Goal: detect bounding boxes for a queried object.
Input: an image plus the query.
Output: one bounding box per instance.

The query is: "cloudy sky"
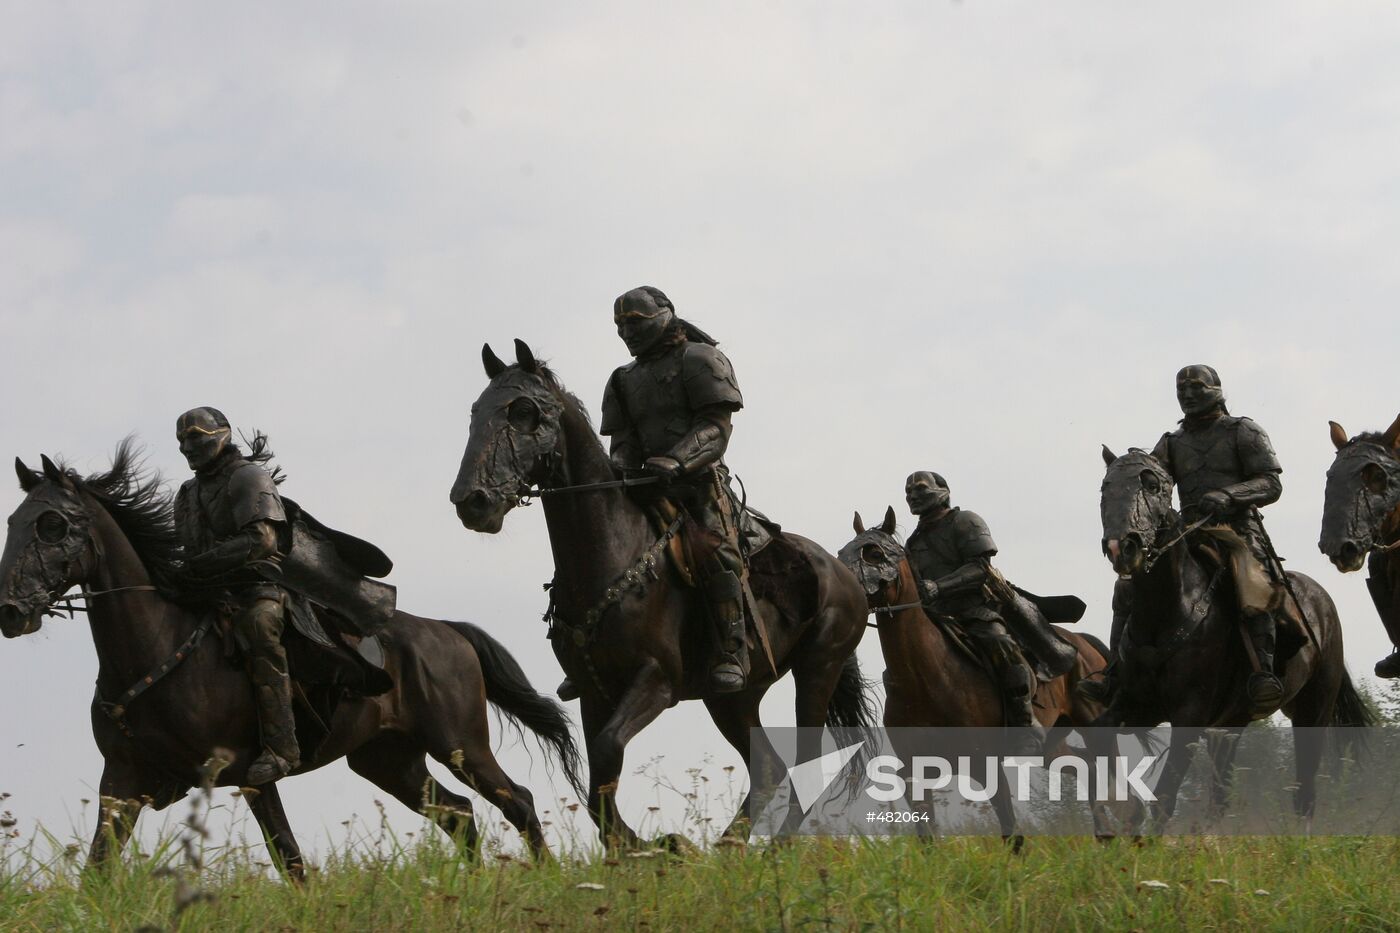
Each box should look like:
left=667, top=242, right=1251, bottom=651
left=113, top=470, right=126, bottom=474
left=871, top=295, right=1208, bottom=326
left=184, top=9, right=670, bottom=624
left=5, top=2, right=1400, bottom=856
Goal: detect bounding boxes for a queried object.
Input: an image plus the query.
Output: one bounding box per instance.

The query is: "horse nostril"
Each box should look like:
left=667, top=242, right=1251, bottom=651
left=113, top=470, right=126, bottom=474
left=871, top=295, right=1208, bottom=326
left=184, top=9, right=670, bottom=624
left=1338, top=540, right=1362, bottom=564
left=465, top=490, right=490, bottom=512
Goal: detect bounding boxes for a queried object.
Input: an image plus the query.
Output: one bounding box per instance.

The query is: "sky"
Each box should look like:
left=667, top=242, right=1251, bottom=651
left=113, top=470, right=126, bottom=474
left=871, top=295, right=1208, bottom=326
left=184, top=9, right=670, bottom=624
left=4, top=1, right=1400, bottom=859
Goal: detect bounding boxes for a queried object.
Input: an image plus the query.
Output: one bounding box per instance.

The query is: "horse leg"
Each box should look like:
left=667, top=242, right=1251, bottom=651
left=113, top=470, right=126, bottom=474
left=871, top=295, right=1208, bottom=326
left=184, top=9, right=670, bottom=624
left=86, top=761, right=144, bottom=871
left=1284, top=675, right=1340, bottom=821
left=431, top=746, right=548, bottom=860
left=1204, top=729, right=1243, bottom=818
left=581, top=661, right=674, bottom=849
left=982, top=757, right=1023, bottom=854
left=1148, top=726, right=1201, bottom=830
left=703, top=690, right=774, bottom=841
left=245, top=783, right=305, bottom=882
left=346, top=735, right=480, bottom=856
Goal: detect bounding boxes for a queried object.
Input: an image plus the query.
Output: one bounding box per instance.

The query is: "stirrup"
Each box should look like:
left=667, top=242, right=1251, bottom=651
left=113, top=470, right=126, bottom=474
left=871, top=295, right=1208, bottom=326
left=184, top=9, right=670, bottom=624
left=556, top=677, right=581, bottom=701
left=246, top=749, right=296, bottom=786
left=1376, top=652, right=1400, bottom=680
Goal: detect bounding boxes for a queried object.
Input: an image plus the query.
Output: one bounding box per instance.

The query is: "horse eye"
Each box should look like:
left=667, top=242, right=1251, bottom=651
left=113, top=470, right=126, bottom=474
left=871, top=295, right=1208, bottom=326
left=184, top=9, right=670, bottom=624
left=1363, top=463, right=1389, bottom=496
left=1140, top=471, right=1161, bottom=494
left=36, top=511, right=69, bottom=545
left=861, top=543, right=884, bottom=564
left=508, top=398, right=541, bottom=432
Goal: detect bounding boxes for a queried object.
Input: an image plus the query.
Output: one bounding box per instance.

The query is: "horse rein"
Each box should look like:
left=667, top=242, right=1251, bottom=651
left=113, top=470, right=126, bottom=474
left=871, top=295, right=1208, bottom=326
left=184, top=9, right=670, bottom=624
left=520, top=474, right=662, bottom=501
left=1142, top=515, right=1214, bottom=572
left=44, top=584, right=159, bottom=618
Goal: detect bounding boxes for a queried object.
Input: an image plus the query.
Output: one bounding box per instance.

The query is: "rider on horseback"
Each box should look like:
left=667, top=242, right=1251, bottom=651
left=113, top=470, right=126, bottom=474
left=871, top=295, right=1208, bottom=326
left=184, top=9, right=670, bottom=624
left=557, top=286, right=748, bottom=699
left=1081, top=365, right=1287, bottom=714
left=904, top=471, right=1041, bottom=750
left=174, top=406, right=299, bottom=785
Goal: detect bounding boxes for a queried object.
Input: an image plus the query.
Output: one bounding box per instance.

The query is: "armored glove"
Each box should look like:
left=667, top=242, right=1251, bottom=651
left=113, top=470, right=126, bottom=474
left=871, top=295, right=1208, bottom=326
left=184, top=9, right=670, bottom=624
left=920, top=580, right=941, bottom=602
left=1199, top=489, right=1232, bottom=517
left=644, top=456, right=683, bottom=484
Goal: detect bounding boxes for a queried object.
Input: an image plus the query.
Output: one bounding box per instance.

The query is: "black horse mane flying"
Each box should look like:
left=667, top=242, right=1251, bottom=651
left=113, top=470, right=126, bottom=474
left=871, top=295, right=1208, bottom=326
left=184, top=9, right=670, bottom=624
left=62, top=439, right=185, bottom=595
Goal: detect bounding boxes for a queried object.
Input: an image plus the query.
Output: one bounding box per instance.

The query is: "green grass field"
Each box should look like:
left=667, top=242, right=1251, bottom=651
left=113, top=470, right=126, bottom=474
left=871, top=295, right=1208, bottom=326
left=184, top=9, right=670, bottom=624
left=6, top=826, right=1400, bottom=931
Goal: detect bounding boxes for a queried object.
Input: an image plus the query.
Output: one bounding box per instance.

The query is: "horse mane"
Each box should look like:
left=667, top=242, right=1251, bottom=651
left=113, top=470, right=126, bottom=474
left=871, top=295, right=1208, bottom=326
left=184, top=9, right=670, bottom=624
left=508, top=360, right=596, bottom=431
left=59, top=439, right=185, bottom=596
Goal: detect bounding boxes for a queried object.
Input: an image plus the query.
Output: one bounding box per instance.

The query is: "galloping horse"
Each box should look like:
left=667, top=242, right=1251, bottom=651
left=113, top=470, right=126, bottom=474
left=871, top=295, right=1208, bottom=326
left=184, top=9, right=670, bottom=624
left=839, top=508, right=1110, bottom=842
left=1100, top=446, right=1368, bottom=823
left=1319, top=413, right=1400, bottom=674
left=0, top=446, right=583, bottom=876
left=449, top=340, right=874, bottom=847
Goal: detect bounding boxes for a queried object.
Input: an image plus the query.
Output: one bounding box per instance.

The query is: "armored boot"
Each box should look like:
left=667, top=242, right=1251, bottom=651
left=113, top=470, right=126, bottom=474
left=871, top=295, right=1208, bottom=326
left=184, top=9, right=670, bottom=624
left=996, top=653, right=1043, bottom=757
left=246, top=648, right=301, bottom=785
left=1376, top=653, right=1400, bottom=679
left=1245, top=611, right=1284, bottom=716
left=706, top=570, right=748, bottom=693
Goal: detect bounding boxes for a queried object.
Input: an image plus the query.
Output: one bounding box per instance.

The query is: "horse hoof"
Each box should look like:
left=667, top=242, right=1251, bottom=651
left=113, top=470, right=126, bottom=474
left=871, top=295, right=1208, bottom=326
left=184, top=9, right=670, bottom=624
left=1003, top=834, right=1025, bottom=856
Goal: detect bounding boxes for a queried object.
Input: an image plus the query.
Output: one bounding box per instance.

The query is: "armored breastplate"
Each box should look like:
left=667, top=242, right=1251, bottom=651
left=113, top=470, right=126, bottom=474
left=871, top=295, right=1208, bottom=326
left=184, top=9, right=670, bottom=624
left=613, top=345, right=701, bottom=458
left=907, top=511, right=970, bottom=583
left=1168, top=418, right=1248, bottom=515
left=176, top=461, right=241, bottom=551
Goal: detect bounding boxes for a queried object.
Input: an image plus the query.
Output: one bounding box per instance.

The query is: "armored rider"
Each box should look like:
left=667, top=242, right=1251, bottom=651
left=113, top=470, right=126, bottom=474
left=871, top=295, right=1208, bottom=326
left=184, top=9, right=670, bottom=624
left=566, top=286, right=748, bottom=697
left=1082, top=365, right=1287, bottom=713
left=905, top=471, right=1041, bottom=748
left=173, top=407, right=299, bottom=784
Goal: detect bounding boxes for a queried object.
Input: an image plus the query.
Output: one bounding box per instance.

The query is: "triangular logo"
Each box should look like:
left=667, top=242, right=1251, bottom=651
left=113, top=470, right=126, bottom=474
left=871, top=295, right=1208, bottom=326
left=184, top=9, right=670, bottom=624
left=787, top=741, right=865, bottom=812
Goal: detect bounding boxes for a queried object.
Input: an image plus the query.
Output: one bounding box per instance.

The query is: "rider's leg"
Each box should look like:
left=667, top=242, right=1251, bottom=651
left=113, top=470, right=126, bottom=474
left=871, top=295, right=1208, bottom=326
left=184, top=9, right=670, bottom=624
left=697, top=485, right=748, bottom=693
left=976, top=622, right=1043, bottom=755
left=1367, top=557, right=1400, bottom=678
left=1245, top=609, right=1284, bottom=714
left=237, top=592, right=300, bottom=784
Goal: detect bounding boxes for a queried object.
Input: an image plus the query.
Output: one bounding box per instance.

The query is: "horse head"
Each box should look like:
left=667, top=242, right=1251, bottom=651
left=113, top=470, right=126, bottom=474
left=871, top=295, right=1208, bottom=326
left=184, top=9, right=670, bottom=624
left=0, top=456, right=94, bottom=637
left=450, top=339, right=569, bottom=533
left=837, top=506, right=906, bottom=608
left=1320, top=413, right=1400, bottom=572
left=1099, top=445, right=1175, bottom=577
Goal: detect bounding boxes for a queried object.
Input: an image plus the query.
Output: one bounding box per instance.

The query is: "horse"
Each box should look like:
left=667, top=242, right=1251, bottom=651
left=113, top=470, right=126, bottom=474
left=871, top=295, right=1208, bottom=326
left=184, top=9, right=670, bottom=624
left=1099, top=445, right=1369, bottom=825
left=0, top=445, right=584, bottom=878
left=839, top=507, right=1112, bottom=843
left=449, top=340, right=875, bottom=847
left=1319, top=413, right=1400, bottom=675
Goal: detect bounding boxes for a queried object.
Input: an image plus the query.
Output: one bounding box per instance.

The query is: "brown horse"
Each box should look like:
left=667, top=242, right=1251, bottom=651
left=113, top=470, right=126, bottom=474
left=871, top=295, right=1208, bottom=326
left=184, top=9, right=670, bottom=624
left=1100, top=446, right=1369, bottom=825
left=0, top=445, right=583, bottom=877
left=1319, top=413, right=1400, bottom=674
left=839, top=508, right=1111, bottom=842
left=449, top=340, right=875, bottom=847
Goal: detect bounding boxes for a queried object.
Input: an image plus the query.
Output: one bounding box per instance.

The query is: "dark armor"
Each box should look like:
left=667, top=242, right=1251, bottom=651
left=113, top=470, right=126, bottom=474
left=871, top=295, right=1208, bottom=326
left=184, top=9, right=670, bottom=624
left=904, top=481, right=1042, bottom=752
left=1086, top=367, right=1286, bottom=713
left=598, top=287, right=748, bottom=694
left=174, top=407, right=298, bottom=784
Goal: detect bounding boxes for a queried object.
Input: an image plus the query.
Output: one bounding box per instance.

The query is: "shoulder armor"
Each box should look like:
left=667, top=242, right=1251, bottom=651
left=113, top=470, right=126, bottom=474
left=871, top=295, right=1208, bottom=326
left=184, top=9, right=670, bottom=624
left=953, top=509, right=998, bottom=558
left=226, top=460, right=286, bottom=528
left=599, top=366, right=633, bottom=436
left=681, top=343, right=743, bottom=411
left=1233, top=416, right=1283, bottom=475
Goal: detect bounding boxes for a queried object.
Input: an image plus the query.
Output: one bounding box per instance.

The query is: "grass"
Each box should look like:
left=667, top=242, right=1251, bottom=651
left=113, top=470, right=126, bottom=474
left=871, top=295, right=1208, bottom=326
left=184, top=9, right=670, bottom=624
left=5, top=821, right=1400, bottom=930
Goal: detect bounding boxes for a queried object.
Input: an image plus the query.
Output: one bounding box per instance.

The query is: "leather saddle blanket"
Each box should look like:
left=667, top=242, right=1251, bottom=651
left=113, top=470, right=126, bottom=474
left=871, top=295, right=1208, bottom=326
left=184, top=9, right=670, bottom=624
left=1188, top=536, right=1307, bottom=663
left=645, top=500, right=818, bottom=636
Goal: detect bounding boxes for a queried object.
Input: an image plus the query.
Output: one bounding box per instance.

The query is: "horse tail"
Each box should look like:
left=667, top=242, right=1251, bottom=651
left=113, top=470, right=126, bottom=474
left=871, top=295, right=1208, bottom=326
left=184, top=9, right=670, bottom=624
left=825, top=653, right=878, bottom=731
left=445, top=621, right=586, bottom=797
left=1329, top=672, right=1376, bottom=761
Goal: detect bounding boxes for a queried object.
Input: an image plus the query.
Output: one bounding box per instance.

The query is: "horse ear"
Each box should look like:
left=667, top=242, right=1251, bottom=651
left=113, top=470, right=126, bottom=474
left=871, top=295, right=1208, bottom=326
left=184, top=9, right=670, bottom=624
left=40, top=455, right=63, bottom=482
left=852, top=511, right=865, bottom=534
left=482, top=344, right=507, bottom=379
left=1329, top=420, right=1349, bottom=451
left=14, top=457, right=39, bottom=492
left=881, top=506, right=897, bottom=536
left=1383, top=412, right=1400, bottom=450
left=1101, top=445, right=1118, bottom=466
left=514, top=339, right=538, bottom=373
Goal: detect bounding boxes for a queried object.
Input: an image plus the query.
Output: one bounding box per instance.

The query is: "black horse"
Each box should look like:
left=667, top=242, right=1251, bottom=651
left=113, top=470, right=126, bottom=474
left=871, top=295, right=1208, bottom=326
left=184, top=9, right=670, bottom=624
left=1320, top=413, right=1400, bottom=676
left=450, top=340, right=874, bottom=847
left=1099, top=446, right=1368, bottom=824
left=0, top=445, right=583, bottom=877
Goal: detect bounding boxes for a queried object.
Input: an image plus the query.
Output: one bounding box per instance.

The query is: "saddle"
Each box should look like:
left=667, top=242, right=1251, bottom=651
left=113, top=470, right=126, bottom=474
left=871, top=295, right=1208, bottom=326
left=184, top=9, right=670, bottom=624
left=1188, top=534, right=1308, bottom=662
